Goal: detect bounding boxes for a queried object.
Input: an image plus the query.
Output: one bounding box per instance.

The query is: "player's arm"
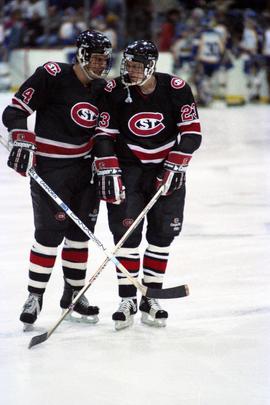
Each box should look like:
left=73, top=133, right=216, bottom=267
left=157, top=79, right=202, bottom=195
left=93, top=93, right=125, bottom=204
left=2, top=65, right=51, bottom=176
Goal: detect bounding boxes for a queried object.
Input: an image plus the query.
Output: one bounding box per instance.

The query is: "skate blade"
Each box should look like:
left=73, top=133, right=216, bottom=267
left=62, top=310, right=99, bottom=324
left=141, top=312, right=166, bottom=328
left=114, top=315, right=134, bottom=331
left=23, top=323, right=35, bottom=332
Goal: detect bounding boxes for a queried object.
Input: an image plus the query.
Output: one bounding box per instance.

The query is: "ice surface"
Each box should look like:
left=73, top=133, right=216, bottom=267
left=0, top=94, right=270, bottom=405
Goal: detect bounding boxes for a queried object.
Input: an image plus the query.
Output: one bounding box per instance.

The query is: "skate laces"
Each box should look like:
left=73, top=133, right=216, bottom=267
left=73, top=291, right=89, bottom=308
left=118, top=298, right=136, bottom=312
left=147, top=298, right=162, bottom=311
left=23, top=294, right=41, bottom=313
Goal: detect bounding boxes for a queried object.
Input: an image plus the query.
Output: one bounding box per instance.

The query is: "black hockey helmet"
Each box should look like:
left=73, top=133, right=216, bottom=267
left=76, top=30, right=112, bottom=79
left=124, top=40, right=158, bottom=66
left=121, top=40, right=158, bottom=87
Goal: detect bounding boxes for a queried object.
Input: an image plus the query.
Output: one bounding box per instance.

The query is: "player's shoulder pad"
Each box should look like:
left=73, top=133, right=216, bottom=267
left=41, top=61, right=67, bottom=77
left=156, top=72, right=187, bottom=90
left=102, top=77, right=126, bottom=103
left=169, top=75, right=187, bottom=90
left=103, top=77, right=121, bottom=93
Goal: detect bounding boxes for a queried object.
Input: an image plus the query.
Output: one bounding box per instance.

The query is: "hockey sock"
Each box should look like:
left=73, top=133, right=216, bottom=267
left=143, top=244, right=169, bottom=289
left=116, top=247, right=140, bottom=297
left=61, top=238, right=88, bottom=289
left=28, top=240, right=58, bottom=294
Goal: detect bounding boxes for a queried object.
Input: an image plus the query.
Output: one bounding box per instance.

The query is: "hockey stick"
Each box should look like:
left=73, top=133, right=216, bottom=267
left=1, top=134, right=188, bottom=299
left=27, top=168, right=188, bottom=298
left=0, top=135, right=189, bottom=346
left=29, top=184, right=188, bottom=349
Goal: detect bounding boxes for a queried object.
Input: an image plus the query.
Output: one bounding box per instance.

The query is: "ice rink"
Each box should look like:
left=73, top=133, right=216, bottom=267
left=0, top=93, right=270, bottom=405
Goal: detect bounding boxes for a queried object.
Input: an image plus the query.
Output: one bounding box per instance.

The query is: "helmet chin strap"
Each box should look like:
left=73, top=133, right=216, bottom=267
left=139, top=63, right=156, bottom=86
left=80, top=64, right=94, bottom=81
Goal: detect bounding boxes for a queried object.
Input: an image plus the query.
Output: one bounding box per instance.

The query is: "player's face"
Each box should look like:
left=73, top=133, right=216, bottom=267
left=126, top=60, right=145, bottom=83
left=87, top=53, right=109, bottom=77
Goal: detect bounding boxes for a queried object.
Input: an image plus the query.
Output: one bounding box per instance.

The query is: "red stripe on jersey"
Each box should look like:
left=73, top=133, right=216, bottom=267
left=30, top=251, right=56, bottom=267
left=11, top=98, right=30, bottom=115
left=62, top=249, right=88, bottom=263
left=179, top=122, right=201, bottom=134
left=36, top=138, right=93, bottom=156
left=130, top=147, right=171, bottom=162
left=168, top=151, right=192, bottom=165
left=94, top=130, right=117, bottom=140
left=143, top=257, right=167, bottom=272
left=117, top=258, right=140, bottom=271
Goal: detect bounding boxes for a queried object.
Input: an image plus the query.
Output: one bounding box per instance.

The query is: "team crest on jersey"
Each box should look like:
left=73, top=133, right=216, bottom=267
left=55, top=212, right=66, bottom=221
left=128, top=112, right=165, bottom=137
left=123, top=218, right=134, bottom=227
left=71, top=102, right=99, bottom=128
left=104, top=80, right=116, bottom=92
left=44, top=62, right=61, bottom=76
left=171, top=77, right=185, bottom=89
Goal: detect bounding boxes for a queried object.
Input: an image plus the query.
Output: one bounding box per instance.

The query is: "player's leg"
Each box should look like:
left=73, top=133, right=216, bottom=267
left=139, top=186, right=186, bottom=327
left=110, top=246, right=140, bottom=330
left=20, top=174, right=68, bottom=330
left=60, top=161, right=100, bottom=323
left=108, top=166, right=144, bottom=330
left=20, top=162, right=77, bottom=330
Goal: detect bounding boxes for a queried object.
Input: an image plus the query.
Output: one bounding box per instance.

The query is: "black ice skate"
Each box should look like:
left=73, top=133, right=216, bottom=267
left=112, top=298, right=137, bottom=331
left=139, top=296, right=168, bottom=327
left=60, top=281, right=99, bottom=324
left=20, top=293, right=43, bottom=331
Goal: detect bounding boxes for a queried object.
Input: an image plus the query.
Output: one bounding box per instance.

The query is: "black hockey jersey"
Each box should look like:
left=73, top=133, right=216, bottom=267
left=94, top=73, right=202, bottom=165
left=3, top=62, right=105, bottom=159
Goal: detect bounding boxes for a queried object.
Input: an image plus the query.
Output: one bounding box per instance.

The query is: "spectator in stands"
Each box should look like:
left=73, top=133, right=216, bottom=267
left=58, top=9, right=86, bottom=46
left=36, top=5, right=62, bottom=47
left=5, top=9, right=25, bottom=50
left=25, top=0, right=47, bottom=19
left=158, top=8, right=181, bottom=51
left=91, top=0, right=108, bottom=19
left=24, top=11, right=44, bottom=47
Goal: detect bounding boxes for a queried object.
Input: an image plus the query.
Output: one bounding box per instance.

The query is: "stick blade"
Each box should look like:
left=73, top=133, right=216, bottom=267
left=146, top=284, right=189, bottom=299
left=28, top=331, right=48, bottom=349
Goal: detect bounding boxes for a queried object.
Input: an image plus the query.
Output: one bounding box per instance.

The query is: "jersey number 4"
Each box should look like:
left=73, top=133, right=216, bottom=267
left=22, top=88, right=35, bottom=104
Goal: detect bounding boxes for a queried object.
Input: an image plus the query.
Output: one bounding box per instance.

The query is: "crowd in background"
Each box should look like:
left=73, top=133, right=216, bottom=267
left=0, top=0, right=270, bottom=104
left=156, top=1, right=270, bottom=105
left=1, top=0, right=122, bottom=51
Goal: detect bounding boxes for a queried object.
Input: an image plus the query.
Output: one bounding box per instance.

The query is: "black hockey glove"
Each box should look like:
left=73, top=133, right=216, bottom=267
left=94, top=156, right=125, bottom=204
left=7, top=130, right=36, bottom=177
left=156, top=151, right=192, bottom=196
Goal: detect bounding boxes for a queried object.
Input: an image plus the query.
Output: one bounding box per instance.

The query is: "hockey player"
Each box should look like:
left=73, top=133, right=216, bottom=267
left=2, top=30, right=112, bottom=330
left=196, top=25, right=225, bottom=105
left=94, top=40, right=202, bottom=330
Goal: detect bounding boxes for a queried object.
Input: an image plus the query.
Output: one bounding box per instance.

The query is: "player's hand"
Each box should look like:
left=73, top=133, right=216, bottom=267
left=94, top=156, right=125, bottom=204
left=7, top=130, right=36, bottom=177
left=156, top=151, right=192, bottom=196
